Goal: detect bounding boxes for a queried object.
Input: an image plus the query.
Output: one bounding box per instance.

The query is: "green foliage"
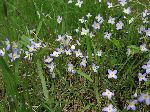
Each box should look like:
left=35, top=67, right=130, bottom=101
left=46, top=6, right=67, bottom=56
left=0, top=0, right=150, bottom=112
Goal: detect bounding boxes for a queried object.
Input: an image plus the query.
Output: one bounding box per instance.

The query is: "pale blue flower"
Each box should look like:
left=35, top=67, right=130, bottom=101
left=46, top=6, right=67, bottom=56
left=102, top=104, right=117, bottom=112
left=142, top=60, right=150, bottom=74
left=108, top=16, right=115, bottom=24
left=5, top=38, right=10, bottom=51
left=47, top=62, right=55, bottom=73
left=104, top=32, right=112, bottom=40
left=145, top=28, right=150, bottom=37
left=92, top=21, right=100, bottom=30
left=56, top=46, right=64, bottom=54
left=95, top=14, right=103, bottom=23
left=138, top=93, right=150, bottom=105
left=138, top=73, right=147, bottom=82
left=107, top=2, right=113, bottom=8
left=102, top=89, right=114, bottom=100
left=27, top=45, right=36, bottom=52
left=127, top=100, right=138, bottom=110
left=44, top=56, right=53, bottom=63
left=116, top=21, right=124, bottom=30
left=0, top=49, right=5, bottom=57
left=8, top=49, right=20, bottom=62
left=68, top=63, right=76, bottom=74
left=108, top=69, right=117, bottom=79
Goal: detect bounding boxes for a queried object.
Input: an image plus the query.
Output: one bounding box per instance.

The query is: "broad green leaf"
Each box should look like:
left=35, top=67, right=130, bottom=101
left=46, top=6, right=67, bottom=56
left=36, top=59, right=49, bottom=101
left=0, top=57, right=16, bottom=96
left=76, top=69, right=93, bottom=82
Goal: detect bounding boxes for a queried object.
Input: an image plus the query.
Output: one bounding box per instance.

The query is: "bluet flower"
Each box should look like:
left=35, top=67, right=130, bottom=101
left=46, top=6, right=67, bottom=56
left=108, top=69, right=117, bottom=79
left=102, top=89, right=114, bottom=100
left=108, top=16, right=115, bottom=24
left=68, top=63, right=76, bottom=74
left=0, top=48, right=5, bottom=57
left=142, top=60, right=150, bottom=74
left=116, top=21, right=124, bottom=30
left=138, top=93, right=150, bottom=105
left=127, top=100, right=138, bottom=110
left=102, top=104, right=117, bottom=112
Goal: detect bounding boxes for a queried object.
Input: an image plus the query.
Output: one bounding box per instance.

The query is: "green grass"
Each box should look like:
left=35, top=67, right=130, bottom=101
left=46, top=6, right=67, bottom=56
left=0, top=0, right=150, bottom=112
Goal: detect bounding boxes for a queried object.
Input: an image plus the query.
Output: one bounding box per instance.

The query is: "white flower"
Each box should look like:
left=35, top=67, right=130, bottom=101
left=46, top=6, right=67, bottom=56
left=0, top=48, right=5, bottom=57
left=24, top=51, right=33, bottom=60
left=127, top=48, right=131, bottom=56
left=68, top=0, right=73, bottom=4
left=95, top=14, right=103, bottom=23
left=71, top=45, right=76, bottom=50
left=123, top=7, right=131, bottom=14
left=129, top=17, right=134, bottom=24
left=75, top=28, right=80, bottom=33
left=74, top=49, right=83, bottom=57
left=75, top=0, right=83, bottom=8
left=92, top=63, right=99, bottom=73
left=81, top=28, right=89, bottom=36
left=57, top=16, right=62, bottom=24
left=76, top=40, right=81, bottom=46
left=50, top=51, right=60, bottom=57
left=65, top=49, right=72, bottom=55
left=140, top=44, right=148, bottom=52
left=108, top=16, right=115, bottom=24
left=79, top=17, right=85, bottom=23
left=96, top=50, right=102, bottom=56
left=80, top=58, right=87, bottom=67
left=89, top=32, right=95, bottom=38
left=86, top=13, right=92, bottom=18
left=118, top=0, right=127, bottom=6
left=56, top=35, right=64, bottom=41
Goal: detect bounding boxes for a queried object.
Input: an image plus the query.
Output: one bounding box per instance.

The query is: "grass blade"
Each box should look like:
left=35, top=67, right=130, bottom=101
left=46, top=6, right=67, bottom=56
left=76, top=69, right=93, bottom=82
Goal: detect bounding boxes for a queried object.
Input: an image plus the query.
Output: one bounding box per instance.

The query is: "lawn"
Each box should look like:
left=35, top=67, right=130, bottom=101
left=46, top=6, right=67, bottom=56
left=0, top=0, right=150, bottom=112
